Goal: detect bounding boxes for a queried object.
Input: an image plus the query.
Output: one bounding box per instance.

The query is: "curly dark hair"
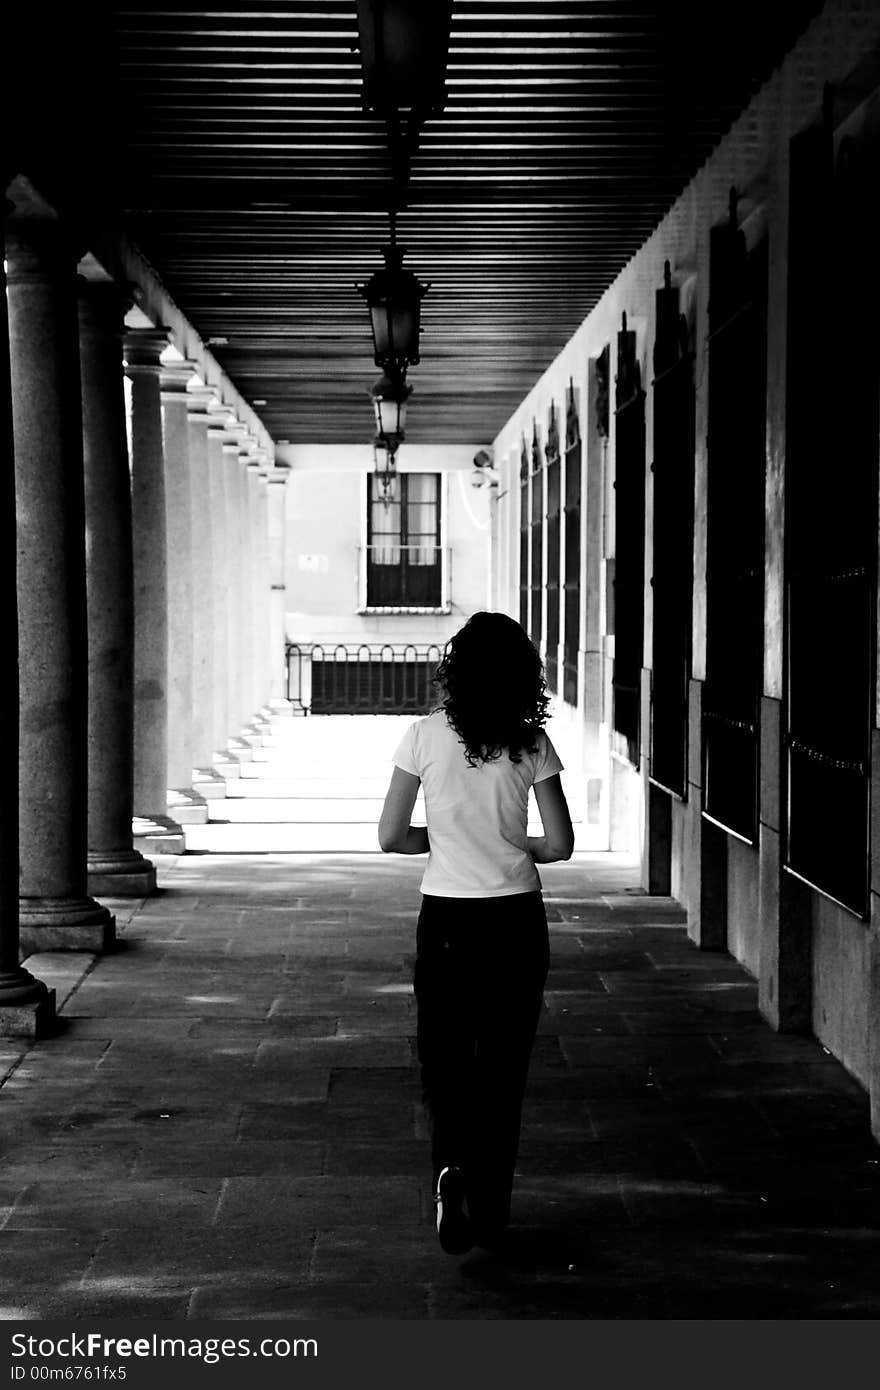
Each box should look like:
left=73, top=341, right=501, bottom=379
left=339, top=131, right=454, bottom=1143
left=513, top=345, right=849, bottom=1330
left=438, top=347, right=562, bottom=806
left=432, top=611, right=550, bottom=767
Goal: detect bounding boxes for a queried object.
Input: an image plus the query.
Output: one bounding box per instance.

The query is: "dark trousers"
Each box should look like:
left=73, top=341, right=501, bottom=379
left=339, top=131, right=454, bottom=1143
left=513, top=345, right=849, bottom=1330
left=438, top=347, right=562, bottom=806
left=414, top=891, right=549, bottom=1234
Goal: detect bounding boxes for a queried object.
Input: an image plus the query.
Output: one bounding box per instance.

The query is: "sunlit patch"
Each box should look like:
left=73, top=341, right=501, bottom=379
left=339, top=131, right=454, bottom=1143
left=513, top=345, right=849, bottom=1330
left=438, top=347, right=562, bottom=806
left=184, top=995, right=241, bottom=1004
left=0, top=1305, right=37, bottom=1318
left=76, top=1275, right=198, bottom=1295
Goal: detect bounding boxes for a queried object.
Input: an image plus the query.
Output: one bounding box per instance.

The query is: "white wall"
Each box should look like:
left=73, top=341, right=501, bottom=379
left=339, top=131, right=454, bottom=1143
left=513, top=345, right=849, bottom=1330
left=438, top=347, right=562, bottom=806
left=281, top=443, right=492, bottom=647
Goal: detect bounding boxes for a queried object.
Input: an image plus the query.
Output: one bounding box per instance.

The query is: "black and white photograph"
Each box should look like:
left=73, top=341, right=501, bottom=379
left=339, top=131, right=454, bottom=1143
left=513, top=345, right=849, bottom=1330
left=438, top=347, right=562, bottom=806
left=1, top=0, right=879, bottom=1368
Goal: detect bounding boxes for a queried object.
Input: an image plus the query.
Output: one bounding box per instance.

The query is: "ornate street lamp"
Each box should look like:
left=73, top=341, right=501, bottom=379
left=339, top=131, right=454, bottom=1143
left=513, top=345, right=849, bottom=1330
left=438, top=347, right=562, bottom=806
left=370, top=370, right=412, bottom=447
left=356, top=232, right=430, bottom=372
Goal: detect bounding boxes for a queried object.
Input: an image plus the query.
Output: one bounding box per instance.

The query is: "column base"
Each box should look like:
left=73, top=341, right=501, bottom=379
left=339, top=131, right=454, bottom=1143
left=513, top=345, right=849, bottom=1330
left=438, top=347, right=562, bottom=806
left=213, top=751, right=241, bottom=777
left=227, top=736, right=254, bottom=762
left=87, top=847, right=157, bottom=898
left=193, top=767, right=228, bottom=800
left=167, top=787, right=209, bottom=825
left=132, top=814, right=186, bottom=857
left=0, top=985, right=57, bottom=1040
left=18, top=897, right=116, bottom=955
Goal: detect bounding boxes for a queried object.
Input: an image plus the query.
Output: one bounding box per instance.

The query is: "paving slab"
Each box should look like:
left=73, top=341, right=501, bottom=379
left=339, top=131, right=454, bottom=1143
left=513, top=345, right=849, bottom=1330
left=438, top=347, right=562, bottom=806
left=1, top=846, right=879, bottom=1318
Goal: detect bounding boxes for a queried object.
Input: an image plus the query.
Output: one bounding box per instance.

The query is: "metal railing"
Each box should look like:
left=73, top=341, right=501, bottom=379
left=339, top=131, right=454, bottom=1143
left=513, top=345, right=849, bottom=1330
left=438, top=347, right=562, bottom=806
left=361, top=544, right=446, bottom=609
left=286, top=642, right=444, bottom=715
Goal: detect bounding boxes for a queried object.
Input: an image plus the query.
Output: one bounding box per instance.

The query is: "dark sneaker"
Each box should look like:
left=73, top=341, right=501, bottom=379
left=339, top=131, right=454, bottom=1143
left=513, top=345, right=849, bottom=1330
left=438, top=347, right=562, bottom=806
left=434, top=1166, right=473, bottom=1255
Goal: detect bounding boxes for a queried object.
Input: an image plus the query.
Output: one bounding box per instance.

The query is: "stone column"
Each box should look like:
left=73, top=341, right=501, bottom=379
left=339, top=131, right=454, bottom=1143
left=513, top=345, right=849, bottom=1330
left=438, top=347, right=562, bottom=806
left=238, top=455, right=269, bottom=739
left=205, top=409, right=236, bottom=772
left=7, top=217, right=114, bottom=952
left=241, top=451, right=259, bottom=722
left=266, top=467, right=291, bottom=704
left=0, top=215, right=55, bottom=1037
left=223, top=428, right=249, bottom=754
left=255, top=466, right=272, bottom=716
left=78, top=276, right=156, bottom=897
left=160, top=359, right=207, bottom=826
left=124, top=326, right=184, bottom=852
left=187, top=386, right=224, bottom=797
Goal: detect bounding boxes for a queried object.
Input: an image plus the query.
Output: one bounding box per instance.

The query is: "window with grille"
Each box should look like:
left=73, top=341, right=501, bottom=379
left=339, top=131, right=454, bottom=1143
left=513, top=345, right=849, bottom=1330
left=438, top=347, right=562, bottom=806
left=562, top=379, right=582, bottom=707
left=784, top=122, right=878, bottom=915
left=650, top=263, right=695, bottom=798
left=518, top=436, right=529, bottom=630
left=702, top=195, right=767, bottom=842
left=367, top=472, right=442, bottom=607
left=612, top=314, right=646, bottom=766
left=545, top=402, right=561, bottom=692
left=529, top=423, right=544, bottom=647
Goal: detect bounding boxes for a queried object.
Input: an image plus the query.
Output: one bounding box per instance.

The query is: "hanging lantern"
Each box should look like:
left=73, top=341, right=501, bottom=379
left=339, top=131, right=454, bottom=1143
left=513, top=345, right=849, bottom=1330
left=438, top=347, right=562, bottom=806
left=373, top=436, right=398, bottom=507
left=370, top=371, right=412, bottom=445
left=355, top=0, right=452, bottom=123
left=357, top=245, right=429, bottom=371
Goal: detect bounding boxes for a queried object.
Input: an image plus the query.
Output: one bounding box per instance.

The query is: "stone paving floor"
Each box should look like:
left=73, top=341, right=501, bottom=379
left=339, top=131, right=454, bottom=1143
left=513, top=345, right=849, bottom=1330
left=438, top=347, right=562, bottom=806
left=1, top=849, right=879, bottom=1320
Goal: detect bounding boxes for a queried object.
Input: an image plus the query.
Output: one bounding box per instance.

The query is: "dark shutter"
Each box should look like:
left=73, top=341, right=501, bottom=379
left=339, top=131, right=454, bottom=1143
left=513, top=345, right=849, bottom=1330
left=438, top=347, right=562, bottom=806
left=650, top=263, right=695, bottom=798
left=702, top=193, right=767, bottom=842
left=612, top=314, right=646, bottom=766
left=562, top=379, right=582, bottom=707
left=784, top=121, right=878, bottom=915
left=519, top=436, right=529, bottom=630
left=529, top=422, right=544, bottom=646
left=545, top=401, right=561, bottom=692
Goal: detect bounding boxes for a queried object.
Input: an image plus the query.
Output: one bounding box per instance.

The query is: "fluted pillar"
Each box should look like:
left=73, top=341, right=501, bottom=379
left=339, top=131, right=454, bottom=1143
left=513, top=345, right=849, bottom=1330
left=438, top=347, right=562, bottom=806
left=79, top=277, right=156, bottom=897
left=160, top=359, right=206, bottom=824
left=187, top=385, right=221, bottom=788
left=124, top=326, right=184, bottom=850
left=266, top=467, right=291, bottom=703
left=7, top=217, right=114, bottom=952
left=0, top=212, right=55, bottom=1035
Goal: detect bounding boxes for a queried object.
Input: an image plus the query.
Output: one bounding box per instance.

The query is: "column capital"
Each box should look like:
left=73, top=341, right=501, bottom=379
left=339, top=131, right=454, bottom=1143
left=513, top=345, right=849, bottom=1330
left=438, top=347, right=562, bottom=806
left=76, top=277, right=132, bottom=334
left=160, top=359, right=200, bottom=401
left=186, top=384, right=221, bottom=421
left=266, top=464, right=292, bottom=486
left=5, top=215, right=81, bottom=285
left=221, top=422, right=249, bottom=453
left=123, top=327, right=171, bottom=374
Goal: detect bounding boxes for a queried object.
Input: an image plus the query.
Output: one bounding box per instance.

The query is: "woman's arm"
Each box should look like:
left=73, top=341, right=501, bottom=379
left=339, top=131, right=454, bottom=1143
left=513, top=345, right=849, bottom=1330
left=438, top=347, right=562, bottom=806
left=528, top=773, right=575, bottom=862
left=378, top=766, right=429, bottom=855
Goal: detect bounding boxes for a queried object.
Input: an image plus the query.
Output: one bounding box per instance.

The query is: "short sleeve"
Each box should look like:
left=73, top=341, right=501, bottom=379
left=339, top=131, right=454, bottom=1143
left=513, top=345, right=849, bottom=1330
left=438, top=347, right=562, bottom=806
left=532, top=731, right=564, bottom=784
left=391, top=721, right=420, bottom=776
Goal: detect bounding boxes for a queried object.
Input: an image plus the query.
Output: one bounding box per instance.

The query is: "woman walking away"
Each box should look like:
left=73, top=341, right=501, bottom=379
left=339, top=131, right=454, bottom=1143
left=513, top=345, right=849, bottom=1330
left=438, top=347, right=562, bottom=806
left=378, top=611, right=574, bottom=1256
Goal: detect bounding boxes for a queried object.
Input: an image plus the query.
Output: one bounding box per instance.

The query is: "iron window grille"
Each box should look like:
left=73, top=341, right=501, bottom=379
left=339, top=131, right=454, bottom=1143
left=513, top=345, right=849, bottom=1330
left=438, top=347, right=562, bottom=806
left=545, top=400, right=561, bottom=693
left=612, top=313, right=646, bottom=767
left=366, top=471, right=442, bottom=608
left=562, top=379, right=582, bottom=708
left=702, top=193, right=767, bottom=844
left=650, top=263, right=695, bottom=799
left=783, top=122, right=877, bottom=916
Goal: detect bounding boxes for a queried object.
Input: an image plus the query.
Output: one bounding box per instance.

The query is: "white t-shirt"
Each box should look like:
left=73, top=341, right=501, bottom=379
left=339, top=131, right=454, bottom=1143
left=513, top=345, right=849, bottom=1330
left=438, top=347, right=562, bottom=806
left=391, top=709, right=564, bottom=898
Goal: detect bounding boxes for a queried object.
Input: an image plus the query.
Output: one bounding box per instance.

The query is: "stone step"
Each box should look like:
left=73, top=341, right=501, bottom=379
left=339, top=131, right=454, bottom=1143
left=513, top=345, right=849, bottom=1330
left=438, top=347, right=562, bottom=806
left=223, top=776, right=396, bottom=799
left=184, top=822, right=387, bottom=853
left=208, top=796, right=414, bottom=823
left=184, top=818, right=600, bottom=854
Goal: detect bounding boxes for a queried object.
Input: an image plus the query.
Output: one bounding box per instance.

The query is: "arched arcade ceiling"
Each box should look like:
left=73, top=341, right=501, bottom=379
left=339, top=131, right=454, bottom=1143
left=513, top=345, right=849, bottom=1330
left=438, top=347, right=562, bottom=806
left=105, top=1, right=823, bottom=446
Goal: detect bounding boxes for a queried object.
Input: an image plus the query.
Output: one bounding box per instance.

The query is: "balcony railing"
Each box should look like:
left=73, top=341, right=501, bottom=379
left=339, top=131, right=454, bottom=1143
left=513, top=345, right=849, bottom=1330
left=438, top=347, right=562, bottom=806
left=286, top=642, right=444, bottom=715
left=359, top=543, right=449, bottom=611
